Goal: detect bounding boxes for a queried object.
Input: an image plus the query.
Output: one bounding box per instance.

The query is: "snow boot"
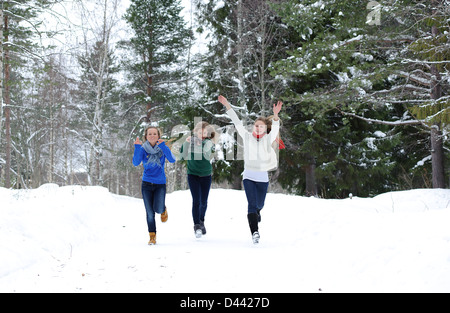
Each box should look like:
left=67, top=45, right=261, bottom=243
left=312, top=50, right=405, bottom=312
left=252, top=231, right=260, bottom=244
left=247, top=213, right=260, bottom=244
left=148, top=232, right=156, bottom=245
left=199, top=220, right=207, bottom=235
left=161, top=206, right=168, bottom=223
left=194, top=224, right=202, bottom=238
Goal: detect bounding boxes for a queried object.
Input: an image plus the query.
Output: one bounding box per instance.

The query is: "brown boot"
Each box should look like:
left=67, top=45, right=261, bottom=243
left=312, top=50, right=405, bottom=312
left=161, top=206, right=168, bottom=223
left=148, top=232, right=156, bottom=245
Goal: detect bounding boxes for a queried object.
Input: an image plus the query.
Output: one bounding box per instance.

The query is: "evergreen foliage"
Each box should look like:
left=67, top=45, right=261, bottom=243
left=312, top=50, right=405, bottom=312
left=268, top=0, right=448, bottom=196
left=1, top=0, right=448, bottom=196
left=122, top=0, right=193, bottom=131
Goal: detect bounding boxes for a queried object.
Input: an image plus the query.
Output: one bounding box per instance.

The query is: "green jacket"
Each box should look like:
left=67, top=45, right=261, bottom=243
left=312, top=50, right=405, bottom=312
left=179, top=138, right=214, bottom=177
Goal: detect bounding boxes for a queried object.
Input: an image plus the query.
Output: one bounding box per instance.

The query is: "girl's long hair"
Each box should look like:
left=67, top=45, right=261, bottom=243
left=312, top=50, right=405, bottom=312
left=193, top=121, right=217, bottom=143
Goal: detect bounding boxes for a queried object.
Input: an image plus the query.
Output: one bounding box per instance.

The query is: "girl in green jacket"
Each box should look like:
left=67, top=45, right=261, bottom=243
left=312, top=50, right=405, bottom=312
left=180, top=122, right=216, bottom=238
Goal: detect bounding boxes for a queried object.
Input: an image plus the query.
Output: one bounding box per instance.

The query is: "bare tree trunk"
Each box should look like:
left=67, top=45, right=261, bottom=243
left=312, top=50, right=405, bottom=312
left=116, top=172, right=119, bottom=194
left=232, top=173, right=242, bottom=190
left=125, top=168, right=130, bottom=196
left=429, top=12, right=446, bottom=188
left=145, top=14, right=153, bottom=124
left=146, top=62, right=153, bottom=123
left=259, top=18, right=267, bottom=115
left=236, top=0, right=245, bottom=110
left=48, top=108, right=54, bottom=183
left=186, top=0, right=193, bottom=91
left=70, top=146, right=74, bottom=185
left=430, top=126, right=445, bottom=188
left=4, top=11, right=11, bottom=188
left=254, top=2, right=270, bottom=115
left=63, top=93, right=69, bottom=185
left=0, top=7, right=4, bottom=148
left=48, top=74, right=55, bottom=184
left=304, top=155, right=318, bottom=197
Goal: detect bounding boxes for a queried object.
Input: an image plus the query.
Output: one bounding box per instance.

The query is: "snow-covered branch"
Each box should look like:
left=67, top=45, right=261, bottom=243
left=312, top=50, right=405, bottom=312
left=338, top=109, right=428, bottom=128
left=397, top=70, right=431, bottom=87
left=402, top=58, right=450, bottom=64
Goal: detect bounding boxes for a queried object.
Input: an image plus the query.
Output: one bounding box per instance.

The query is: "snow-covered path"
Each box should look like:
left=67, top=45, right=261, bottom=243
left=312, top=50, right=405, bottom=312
left=1, top=185, right=450, bottom=293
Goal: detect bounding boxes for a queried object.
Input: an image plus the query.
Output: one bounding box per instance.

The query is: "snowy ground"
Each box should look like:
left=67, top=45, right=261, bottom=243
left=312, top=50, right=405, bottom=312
left=1, top=184, right=450, bottom=293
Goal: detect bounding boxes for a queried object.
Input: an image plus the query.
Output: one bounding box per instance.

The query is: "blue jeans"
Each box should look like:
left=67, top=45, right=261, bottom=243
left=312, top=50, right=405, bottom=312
left=188, top=174, right=212, bottom=225
left=243, top=179, right=269, bottom=214
left=141, top=181, right=166, bottom=233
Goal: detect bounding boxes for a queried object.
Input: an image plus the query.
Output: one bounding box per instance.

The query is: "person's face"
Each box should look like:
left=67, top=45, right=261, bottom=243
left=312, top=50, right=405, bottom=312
left=146, top=128, right=159, bottom=146
left=253, top=121, right=267, bottom=135
left=197, top=128, right=208, bottom=139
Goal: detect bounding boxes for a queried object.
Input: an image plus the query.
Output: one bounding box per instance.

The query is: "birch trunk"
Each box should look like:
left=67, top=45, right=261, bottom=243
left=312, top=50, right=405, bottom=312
left=0, top=7, right=3, bottom=147
left=4, top=10, right=11, bottom=188
left=236, top=0, right=245, bottom=110
left=48, top=100, right=54, bottom=183
left=86, top=0, right=117, bottom=186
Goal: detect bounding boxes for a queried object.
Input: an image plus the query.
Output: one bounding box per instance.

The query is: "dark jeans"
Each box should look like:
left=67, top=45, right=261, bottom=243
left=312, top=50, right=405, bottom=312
left=243, top=179, right=269, bottom=214
left=141, top=181, right=166, bottom=233
left=188, top=174, right=212, bottom=225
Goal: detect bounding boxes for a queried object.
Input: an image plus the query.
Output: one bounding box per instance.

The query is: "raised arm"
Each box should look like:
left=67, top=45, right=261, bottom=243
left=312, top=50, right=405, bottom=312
left=272, top=101, right=282, bottom=121
left=218, top=95, right=231, bottom=110
left=132, top=136, right=144, bottom=166
left=269, top=101, right=282, bottom=142
left=218, top=95, right=247, bottom=137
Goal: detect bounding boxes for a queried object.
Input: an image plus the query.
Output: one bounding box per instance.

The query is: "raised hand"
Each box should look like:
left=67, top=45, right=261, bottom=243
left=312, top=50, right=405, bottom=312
left=134, top=136, right=143, bottom=145
left=273, top=101, right=283, bottom=120
left=218, top=95, right=231, bottom=110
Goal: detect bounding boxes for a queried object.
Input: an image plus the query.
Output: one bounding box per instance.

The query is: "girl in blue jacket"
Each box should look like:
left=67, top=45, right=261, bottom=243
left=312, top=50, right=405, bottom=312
left=133, top=126, right=176, bottom=245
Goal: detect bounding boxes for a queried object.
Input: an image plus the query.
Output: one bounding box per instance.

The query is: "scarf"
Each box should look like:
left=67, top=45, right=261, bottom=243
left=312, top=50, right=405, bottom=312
left=252, top=132, right=286, bottom=150
left=143, top=141, right=164, bottom=168
left=190, top=135, right=204, bottom=148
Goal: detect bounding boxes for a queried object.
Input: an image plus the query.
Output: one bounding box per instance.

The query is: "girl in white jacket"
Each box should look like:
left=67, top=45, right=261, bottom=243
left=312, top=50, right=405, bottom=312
left=218, top=95, right=283, bottom=244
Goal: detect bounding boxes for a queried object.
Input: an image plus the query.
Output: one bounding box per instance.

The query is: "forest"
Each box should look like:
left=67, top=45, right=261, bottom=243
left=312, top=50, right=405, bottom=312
left=0, top=0, right=448, bottom=199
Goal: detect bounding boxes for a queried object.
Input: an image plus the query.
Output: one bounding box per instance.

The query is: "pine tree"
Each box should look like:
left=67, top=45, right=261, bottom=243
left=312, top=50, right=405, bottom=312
left=272, top=0, right=448, bottom=194
left=1, top=0, right=60, bottom=188
left=122, top=0, right=193, bottom=129
left=342, top=0, right=448, bottom=188
left=269, top=0, right=402, bottom=197
left=396, top=0, right=449, bottom=188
